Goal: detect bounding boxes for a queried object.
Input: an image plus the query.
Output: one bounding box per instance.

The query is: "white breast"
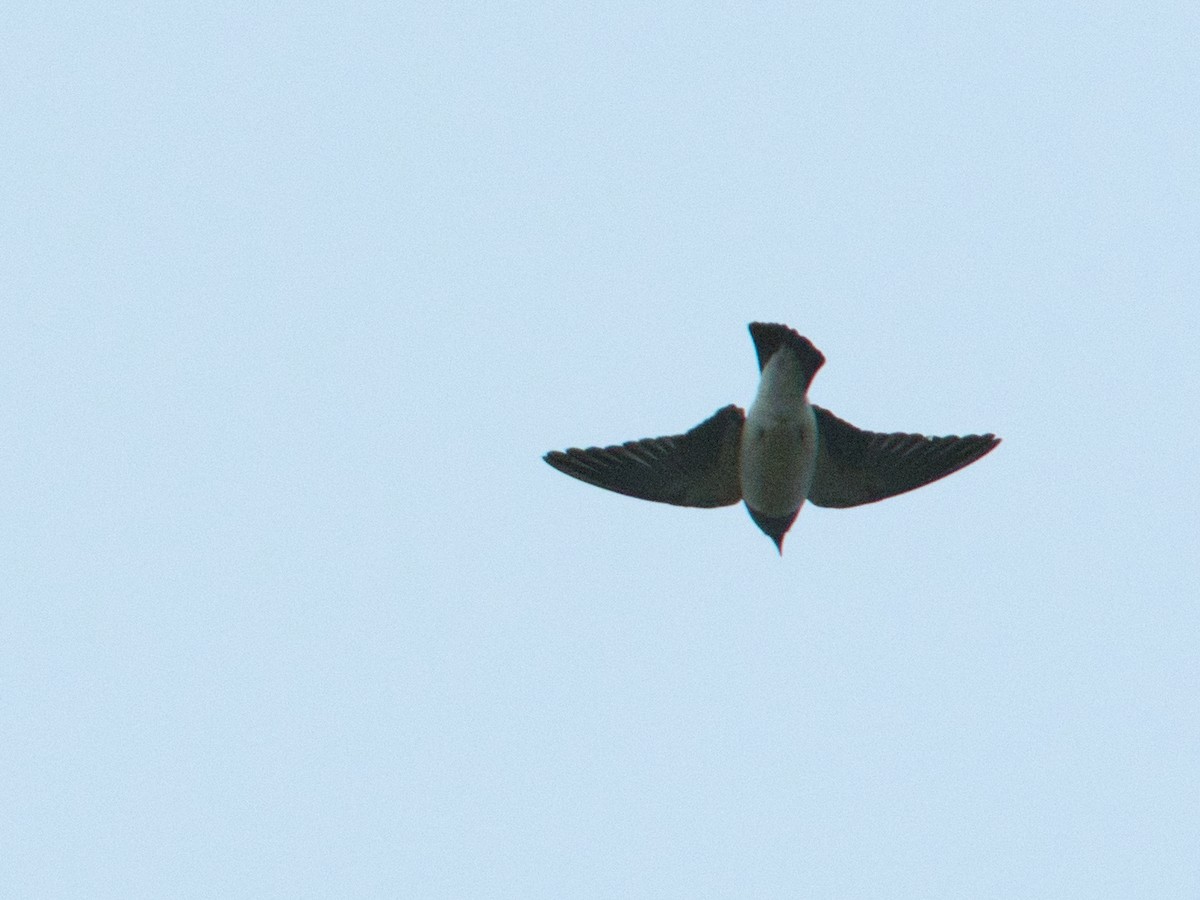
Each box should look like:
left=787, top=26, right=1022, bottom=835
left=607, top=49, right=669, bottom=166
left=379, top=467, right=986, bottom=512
left=739, top=349, right=818, bottom=516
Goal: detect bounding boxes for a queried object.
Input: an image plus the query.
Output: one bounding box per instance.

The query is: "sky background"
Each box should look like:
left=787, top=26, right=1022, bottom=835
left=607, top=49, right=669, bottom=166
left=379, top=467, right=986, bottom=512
left=4, top=2, right=1198, bottom=897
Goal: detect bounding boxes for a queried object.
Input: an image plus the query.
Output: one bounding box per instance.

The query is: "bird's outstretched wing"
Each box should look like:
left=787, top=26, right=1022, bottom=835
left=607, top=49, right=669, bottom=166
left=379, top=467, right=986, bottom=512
left=544, top=405, right=745, bottom=508
left=808, top=405, right=999, bottom=508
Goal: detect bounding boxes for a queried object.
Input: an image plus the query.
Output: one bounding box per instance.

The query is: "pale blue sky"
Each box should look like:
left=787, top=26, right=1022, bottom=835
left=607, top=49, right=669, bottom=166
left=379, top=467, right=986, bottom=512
left=4, top=2, right=1198, bottom=897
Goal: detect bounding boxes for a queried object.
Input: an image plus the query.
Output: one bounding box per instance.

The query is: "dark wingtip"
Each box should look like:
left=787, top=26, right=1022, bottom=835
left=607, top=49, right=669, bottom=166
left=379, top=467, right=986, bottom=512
left=968, top=433, right=1002, bottom=460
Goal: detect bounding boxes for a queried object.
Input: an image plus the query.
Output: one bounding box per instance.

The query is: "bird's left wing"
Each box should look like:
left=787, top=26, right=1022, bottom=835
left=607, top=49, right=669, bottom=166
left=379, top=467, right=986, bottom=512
left=544, top=404, right=745, bottom=508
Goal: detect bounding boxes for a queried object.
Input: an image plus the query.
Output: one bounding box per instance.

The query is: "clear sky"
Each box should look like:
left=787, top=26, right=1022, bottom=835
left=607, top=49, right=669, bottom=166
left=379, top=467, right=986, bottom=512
left=4, top=2, right=1198, bottom=897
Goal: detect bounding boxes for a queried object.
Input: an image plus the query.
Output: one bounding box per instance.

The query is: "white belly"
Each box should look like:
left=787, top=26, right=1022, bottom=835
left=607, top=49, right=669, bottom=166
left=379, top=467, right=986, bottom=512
left=740, top=406, right=817, bottom=515
left=739, top=348, right=819, bottom=515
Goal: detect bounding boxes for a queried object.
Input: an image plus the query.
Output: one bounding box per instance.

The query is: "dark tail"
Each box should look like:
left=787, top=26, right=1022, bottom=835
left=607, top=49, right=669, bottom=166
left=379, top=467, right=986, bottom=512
left=748, top=323, right=825, bottom=389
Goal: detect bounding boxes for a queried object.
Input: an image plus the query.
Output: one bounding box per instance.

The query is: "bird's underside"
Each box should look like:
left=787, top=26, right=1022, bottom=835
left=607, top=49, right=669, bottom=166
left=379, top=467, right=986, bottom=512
left=543, top=323, right=1000, bottom=551
left=543, top=405, right=998, bottom=509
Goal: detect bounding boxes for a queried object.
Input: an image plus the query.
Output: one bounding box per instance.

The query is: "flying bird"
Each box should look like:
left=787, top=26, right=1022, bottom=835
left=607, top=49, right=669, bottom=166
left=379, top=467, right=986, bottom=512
left=544, top=323, right=1000, bottom=553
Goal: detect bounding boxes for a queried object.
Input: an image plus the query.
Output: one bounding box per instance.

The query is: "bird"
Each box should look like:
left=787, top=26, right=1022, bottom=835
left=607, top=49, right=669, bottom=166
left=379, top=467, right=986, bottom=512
left=543, top=323, right=1000, bottom=553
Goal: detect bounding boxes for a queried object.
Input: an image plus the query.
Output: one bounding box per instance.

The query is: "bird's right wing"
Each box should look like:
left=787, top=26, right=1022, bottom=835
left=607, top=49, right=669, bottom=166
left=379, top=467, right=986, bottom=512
left=808, top=405, right=999, bottom=508
left=544, top=405, right=745, bottom=508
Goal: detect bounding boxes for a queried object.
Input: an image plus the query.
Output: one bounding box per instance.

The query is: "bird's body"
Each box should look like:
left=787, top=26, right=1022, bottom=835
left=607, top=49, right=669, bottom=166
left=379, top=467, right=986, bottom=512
left=739, top=329, right=821, bottom=544
left=544, top=323, right=999, bottom=552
